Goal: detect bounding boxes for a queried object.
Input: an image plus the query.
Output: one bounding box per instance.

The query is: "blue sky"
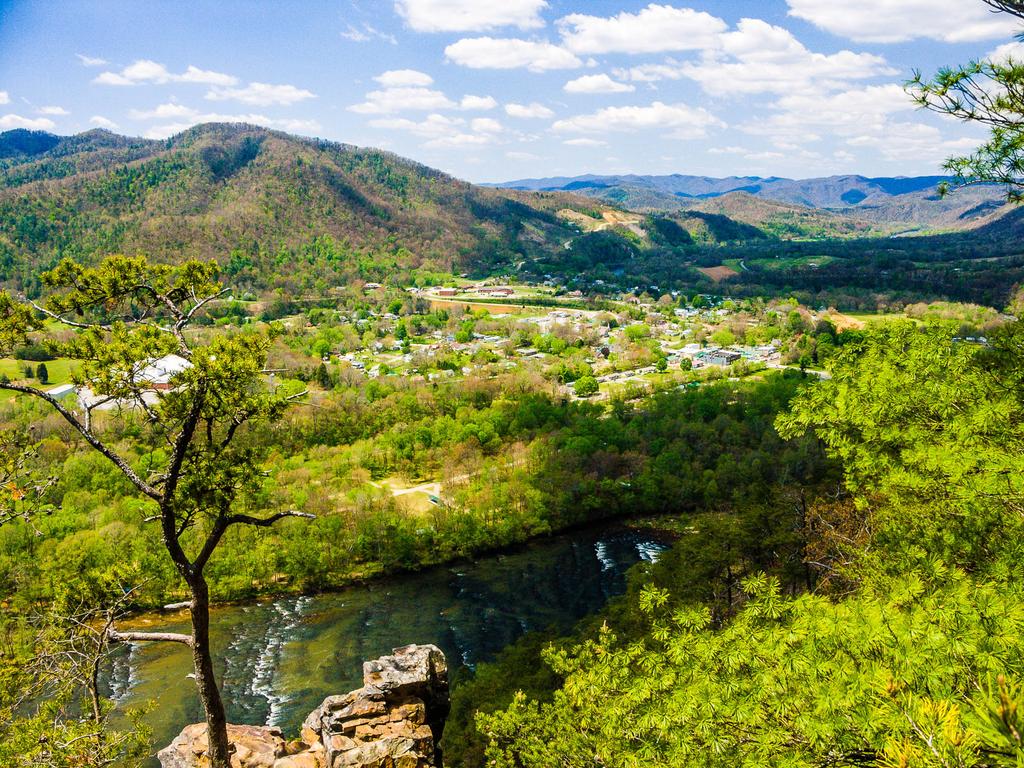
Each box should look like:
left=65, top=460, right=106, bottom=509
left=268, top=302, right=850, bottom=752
left=1, top=0, right=1021, bottom=182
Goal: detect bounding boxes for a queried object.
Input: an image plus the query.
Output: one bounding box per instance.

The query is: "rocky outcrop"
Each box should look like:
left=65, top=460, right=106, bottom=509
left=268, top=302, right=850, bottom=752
left=158, top=644, right=449, bottom=768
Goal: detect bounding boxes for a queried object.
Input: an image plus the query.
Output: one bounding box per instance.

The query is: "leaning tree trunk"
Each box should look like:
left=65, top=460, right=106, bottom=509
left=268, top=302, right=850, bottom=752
left=188, top=575, right=231, bottom=768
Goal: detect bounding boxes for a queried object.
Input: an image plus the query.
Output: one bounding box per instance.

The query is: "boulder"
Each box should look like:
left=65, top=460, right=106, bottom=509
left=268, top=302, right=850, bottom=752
left=157, top=723, right=287, bottom=768
left=159, top=645, right=449, bottom=768
left=306, top=645, right=448, bottom=768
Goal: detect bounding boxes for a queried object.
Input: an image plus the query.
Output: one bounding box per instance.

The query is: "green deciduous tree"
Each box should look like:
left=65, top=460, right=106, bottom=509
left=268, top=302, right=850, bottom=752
left=574, top=375, right=598, bottom=397
left=0, top=255, right=313, bottom=768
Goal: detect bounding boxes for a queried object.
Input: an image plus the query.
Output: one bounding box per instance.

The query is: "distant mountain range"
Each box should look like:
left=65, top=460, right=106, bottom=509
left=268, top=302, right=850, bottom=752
left=491, top=174, right=1011, bottom=233
left=2, top=124, right=1020, bottom=303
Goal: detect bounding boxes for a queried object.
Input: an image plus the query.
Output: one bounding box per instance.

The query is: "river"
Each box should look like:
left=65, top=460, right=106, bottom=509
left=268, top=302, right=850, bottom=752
left=103, top=526, right=667, bottom=755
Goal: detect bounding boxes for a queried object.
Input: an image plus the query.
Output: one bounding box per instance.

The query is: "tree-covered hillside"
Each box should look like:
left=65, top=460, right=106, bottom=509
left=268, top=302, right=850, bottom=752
left=0, top=123, right=583, bottom=294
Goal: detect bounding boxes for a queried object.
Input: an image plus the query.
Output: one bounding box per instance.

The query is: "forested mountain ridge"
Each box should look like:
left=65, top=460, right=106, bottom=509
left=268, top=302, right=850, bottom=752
left=0, top=123, right=588, bottom=292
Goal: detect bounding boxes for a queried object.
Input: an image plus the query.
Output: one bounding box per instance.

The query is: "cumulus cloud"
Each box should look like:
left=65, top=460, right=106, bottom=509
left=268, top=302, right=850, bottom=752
left=0, top=114, right=56, bottom=130
left=129, top=102, right=200, bottom=120
left=460, top=95, right=498, bottom=110
left=847, top=123, right=981, bottom=162
left=738, top=82, right=970, bottom=168
left=564, top=74, right=635, bottom=94
left=89, top=115, right=119, bottom=130
left=76, top=53, right=108, bottom=67
left=141, top=111, right=321, bottom=139
left=350, top=86, right=455, bottom=114
left=445, top=37, right=581, bottom=72
left=989, top=41, right=1024, bottom=64
left=369, top=112, right=500, bottom=148
left=613, top=63, right=687, bottom=83
left=94, top=60, right=238, bottom=86
left=127, top=102, right=321, bottom=137
left=206, top=82, right=316, bottom=106
left=374, top=69, right=434, bottom=87
left=557, top=4, right=727, bottom=54
left=786, top=0, right=1018, bottom=43
left=680, top=18, right=896, bottom=96
left=553, top=101, right=725, bottom=140
left=471, top=117, right=503, bottom=133
left=0, top=91, right=8, bottom=105
left=505, top=102, right=555, bottom=119
left=38, top=106, right=69, bottom=115
left=395, top=0, right=548, bottom=32
left=745, top=83, right=917, bottom=143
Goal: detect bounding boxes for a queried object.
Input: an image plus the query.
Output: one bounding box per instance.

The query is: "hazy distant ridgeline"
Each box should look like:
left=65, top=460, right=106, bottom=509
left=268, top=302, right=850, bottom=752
left=491, top=173, right=1011, bottom=232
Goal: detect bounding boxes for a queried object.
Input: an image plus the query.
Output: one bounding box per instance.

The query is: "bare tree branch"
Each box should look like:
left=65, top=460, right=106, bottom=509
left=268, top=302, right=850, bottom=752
left=106, top=628, right=194, bottom=647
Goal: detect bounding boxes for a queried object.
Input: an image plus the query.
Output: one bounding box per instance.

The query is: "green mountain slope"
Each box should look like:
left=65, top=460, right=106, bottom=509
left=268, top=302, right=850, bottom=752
left=0, top=123, right=585, bottom=291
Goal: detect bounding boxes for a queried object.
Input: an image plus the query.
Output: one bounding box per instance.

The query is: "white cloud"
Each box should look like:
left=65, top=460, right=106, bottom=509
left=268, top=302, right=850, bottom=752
left=848, top=122, right=981, bottom=162
left=564, top=74, right=635, bottom=94
left=341, top=23, right=398, bottom=44
left=563, top=137, right=607, bottom=147
left=747, top=83, right=917, bottom=143
left=375, top=69, right=434, bottom=87
left=613, top=63, right=687, bottom=83
left=445, top=37, right=581, bottom=72
left=989, top=41, right=1024, bottom=64
left=179, top=65, right=239, bottom=86
left=129, top=102, right=200, bottom=120
left=553, top=101, right=725, bottom=139
left=350, top=86, right=455, bottom=114
left=395, top=0, right=548, bottom=32
left=76, top=53, right=108, bottom=67
left=141, top=113, right=321, bottom=139
left=460, top=95, right=498, bottom=110
left=89, top=115, right=119, bottom=130
left=38, top=106, right=69, bottom=115
left=557, top=4, right=727, bottom=54
left=740, top=83, right=967, bottom=167
left=786, top=0, right=1018, bottom=43
left=94, top=59, right=238, bottom=87
left=471, top=117, right=503, bottom=133
left=681, top=18, right=896, bottom=96
left=0, top=91, right=8, bottom=105
left=206, top=82, right=316, bottom=106
left=708, top=145, right=784, bottom=162
left=369, top=112, right=499, bottom=148
left=0, top=114, right=56, bottom=130
left=507, top=150, right=540, bottom=161
left=504, top=102, right=555, bottom=119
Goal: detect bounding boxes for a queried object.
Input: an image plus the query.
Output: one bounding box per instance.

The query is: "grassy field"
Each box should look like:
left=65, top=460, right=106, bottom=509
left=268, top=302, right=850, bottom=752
left=0, top=358, right=78, bottom=386
left=844, top=312, right=921, bottom=325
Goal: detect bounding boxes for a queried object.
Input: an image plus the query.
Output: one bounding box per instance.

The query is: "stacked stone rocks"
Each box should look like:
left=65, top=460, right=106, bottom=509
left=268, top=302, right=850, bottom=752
left=157, top=644, right=449, bottom=768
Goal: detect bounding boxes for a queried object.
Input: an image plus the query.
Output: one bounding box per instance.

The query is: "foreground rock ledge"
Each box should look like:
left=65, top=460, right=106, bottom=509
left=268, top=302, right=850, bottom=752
left=158, top=644, right=450, bottom=768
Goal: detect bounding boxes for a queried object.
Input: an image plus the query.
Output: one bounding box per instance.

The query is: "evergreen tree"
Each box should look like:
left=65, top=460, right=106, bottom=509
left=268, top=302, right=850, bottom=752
left=911, top=1, right=1024, bottom=198
left=0, top=256, right=313, bottom=768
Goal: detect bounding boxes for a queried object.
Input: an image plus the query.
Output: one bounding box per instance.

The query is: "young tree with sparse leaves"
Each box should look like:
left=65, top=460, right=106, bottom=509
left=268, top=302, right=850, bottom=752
left=0, top=254, right=313, bottom=768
